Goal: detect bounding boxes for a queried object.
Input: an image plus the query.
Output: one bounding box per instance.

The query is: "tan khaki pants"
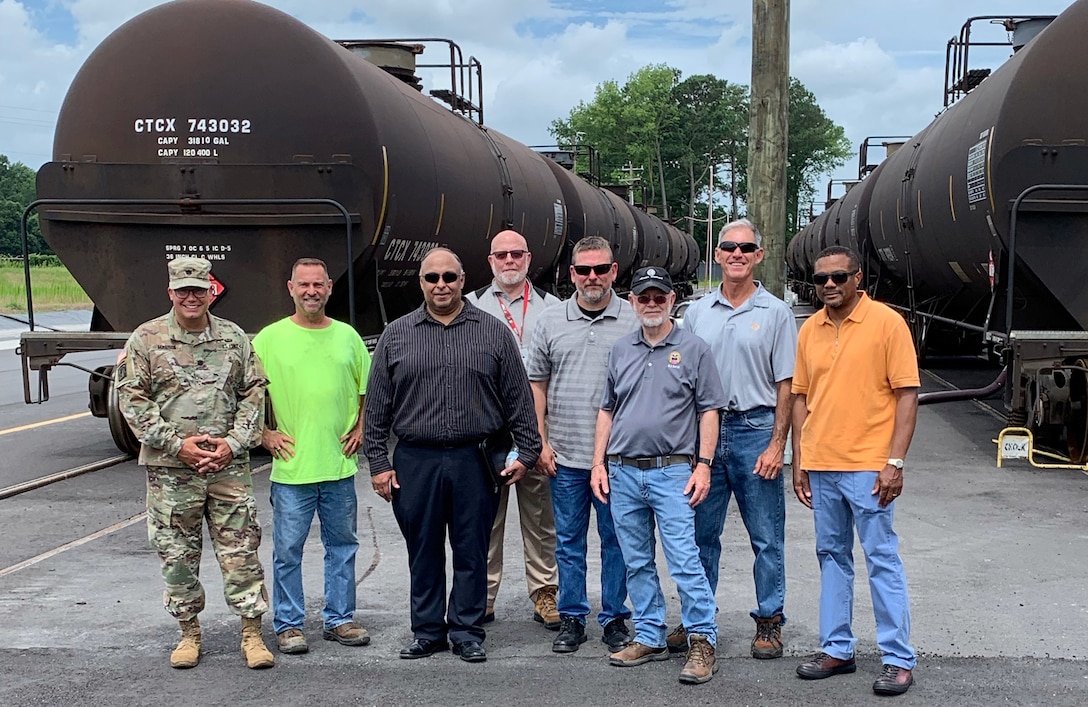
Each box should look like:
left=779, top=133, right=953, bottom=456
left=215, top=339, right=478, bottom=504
left=486, top=468, right=558, bottom=606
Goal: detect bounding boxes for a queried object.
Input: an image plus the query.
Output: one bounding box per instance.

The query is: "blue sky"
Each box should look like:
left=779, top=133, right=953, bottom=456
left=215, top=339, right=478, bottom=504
left=0, top=0, right=1075, bottom=185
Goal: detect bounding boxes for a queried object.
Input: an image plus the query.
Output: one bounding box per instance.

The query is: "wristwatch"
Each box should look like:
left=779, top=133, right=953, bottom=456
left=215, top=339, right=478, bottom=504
left=887, top=458, right=905, bottom=469
left=696, top=456, right=713, bottom=467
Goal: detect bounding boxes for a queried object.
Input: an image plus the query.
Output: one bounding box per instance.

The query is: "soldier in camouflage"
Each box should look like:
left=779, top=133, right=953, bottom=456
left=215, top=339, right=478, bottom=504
left=116, top=256, right=275, bottom=670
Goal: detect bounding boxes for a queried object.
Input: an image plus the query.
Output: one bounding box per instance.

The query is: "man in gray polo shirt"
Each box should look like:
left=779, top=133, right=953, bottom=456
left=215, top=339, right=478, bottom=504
left=465, top=229, right=561, bottom=630
left=525, top=235, right=636, bottom=655
left=678, top=218, right=797, bottom=659
left=590, top=266, right=726, bottom=685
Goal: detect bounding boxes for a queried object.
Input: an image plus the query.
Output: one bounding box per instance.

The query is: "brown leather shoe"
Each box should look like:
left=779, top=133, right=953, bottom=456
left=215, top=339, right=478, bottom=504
left=609, top=641, right=669, bottom=667
left=322, top=621, right=371, bottom=646
left=796, top=652, right=856, bottom=679
left=666, top=624, right=688, bottom=653
left=678, top=634, right=718, bottom=684
left=872, top=664, right=914, bottom=695
left=276, top=627, right=308, bottom=655
left=752, top=615, right=784, bottom=659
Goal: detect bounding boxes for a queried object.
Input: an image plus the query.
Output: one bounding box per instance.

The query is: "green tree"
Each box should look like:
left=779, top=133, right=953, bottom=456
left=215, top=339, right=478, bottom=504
left=0, top=155, right=45, bottom=257
left=550, top=72, right=850, bottom=243
left=550, top=65, right=681, bottom=216
left=665, top=75, right=748, bottom=244
left=784, top=78, right=852, bottom=234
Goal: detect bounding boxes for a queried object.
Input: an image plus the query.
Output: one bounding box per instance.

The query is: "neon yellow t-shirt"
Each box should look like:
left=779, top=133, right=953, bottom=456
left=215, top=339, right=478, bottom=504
left=253, top=318, right=370, bottom=484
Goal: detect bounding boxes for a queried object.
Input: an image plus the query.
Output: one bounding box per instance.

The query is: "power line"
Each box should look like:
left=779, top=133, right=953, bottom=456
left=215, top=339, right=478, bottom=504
left=0, top=116, right=55, bottom=128
left=0, top=104, right=59, bottom=115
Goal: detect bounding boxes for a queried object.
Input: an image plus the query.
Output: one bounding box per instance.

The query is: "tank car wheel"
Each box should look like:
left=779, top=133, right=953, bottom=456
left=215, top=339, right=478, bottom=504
left=1064, top=358, right=1088, bottom=464
left=107, top=365, right=141, bottom=457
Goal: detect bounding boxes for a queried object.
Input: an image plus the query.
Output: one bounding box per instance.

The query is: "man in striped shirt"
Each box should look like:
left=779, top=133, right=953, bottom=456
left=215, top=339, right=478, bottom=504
left=364, top=247, right=542, bottom=664
left=525, top=236, right=637, bottom=654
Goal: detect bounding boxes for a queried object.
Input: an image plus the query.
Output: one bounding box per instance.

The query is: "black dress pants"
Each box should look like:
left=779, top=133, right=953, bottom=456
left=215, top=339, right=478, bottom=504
left=391, top=442, right=498, bottom=644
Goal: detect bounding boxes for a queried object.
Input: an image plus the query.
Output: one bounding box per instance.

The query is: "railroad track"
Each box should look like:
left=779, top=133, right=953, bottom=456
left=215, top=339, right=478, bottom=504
left=0, top=454, right=133, bottom=501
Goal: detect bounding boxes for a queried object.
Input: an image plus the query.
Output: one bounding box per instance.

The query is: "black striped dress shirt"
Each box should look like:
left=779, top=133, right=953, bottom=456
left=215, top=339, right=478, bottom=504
left=364, top=300, right=542, bottom=475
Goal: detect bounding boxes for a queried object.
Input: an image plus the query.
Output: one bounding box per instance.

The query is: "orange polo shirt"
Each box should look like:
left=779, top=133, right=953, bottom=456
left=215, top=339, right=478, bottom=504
left=792, top=292, right=920, bottom=470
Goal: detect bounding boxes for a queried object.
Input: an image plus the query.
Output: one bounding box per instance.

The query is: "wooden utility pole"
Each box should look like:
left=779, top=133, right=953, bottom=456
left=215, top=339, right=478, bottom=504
left=748, top=0, right=790, bottom=298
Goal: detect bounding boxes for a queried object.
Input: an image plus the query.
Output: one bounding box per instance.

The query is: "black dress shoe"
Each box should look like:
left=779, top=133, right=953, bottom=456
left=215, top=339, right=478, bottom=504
left=601, top=618, right=631, bottom=652
left=552, top=617, right=587, bottom=653
left=452, top=640, right=487, bottom=663
left=796, top=652, right=856, bottom=679
left=399, top=637, right=448, bottom=659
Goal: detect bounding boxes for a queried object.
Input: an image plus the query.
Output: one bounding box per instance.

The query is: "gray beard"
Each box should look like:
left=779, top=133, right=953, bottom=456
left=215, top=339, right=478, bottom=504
left=638, top=312, right=669, bottom=328
left=576, top=284, right=607, bottom=305
left=495, top=270, right=527, bottom=287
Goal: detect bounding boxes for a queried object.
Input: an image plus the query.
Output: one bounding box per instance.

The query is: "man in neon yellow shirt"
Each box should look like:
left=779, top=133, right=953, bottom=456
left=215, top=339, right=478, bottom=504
left=253, top=258, right=371, bottom=656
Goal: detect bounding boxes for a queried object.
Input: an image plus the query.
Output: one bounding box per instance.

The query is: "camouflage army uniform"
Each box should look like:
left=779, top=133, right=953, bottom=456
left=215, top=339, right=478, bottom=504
left=117, top=310, right=270, bottom=620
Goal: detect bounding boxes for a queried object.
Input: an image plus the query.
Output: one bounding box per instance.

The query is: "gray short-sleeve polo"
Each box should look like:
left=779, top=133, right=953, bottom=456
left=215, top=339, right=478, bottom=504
left=681, top=282, right=796, bottom=411
left=525, top=292, right=639, bottom=468
left=601, top=325, right=727, bottom=457
left=465, top=282, right=560, bottom=363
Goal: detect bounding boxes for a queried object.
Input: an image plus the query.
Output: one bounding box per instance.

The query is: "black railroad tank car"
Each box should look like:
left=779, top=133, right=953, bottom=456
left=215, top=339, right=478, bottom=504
left=787, top=0, right=1088, bottom=461
left=35, top=0, right=698, bottom=337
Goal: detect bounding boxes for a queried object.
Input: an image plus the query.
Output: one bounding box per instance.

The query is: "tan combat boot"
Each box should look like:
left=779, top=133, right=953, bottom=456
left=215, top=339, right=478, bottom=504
left=240, top=616, right=275, bottom=669
left=170, top=617, right=201, bottom=669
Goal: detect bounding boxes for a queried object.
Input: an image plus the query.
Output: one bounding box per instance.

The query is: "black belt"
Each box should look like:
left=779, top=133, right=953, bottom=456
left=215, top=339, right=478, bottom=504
left=608, top=454, right=691, bottom=470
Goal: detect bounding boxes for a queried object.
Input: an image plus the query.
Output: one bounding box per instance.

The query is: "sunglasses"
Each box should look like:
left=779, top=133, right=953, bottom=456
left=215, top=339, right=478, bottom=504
left=718, top=241, right=759, bottom=253
left=174, top=287, right=209, bottom=298
left=572, top=263, right=613, bottom=276
left=490, top=249, right=527, bottom=261
left=813, top=270, right=858, bottom=286
left=421, top=271, right=461, bottom=284
left=635, top=293, right=669, bottom=305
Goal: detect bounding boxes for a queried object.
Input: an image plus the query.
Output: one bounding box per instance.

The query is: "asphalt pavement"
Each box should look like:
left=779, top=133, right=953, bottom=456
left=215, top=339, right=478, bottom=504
left=2, top=311, right=1087, bottom=705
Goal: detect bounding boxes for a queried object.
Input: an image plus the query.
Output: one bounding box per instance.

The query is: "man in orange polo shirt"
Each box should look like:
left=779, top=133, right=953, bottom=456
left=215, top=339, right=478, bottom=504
left=791, top=246, right=919, bottom=697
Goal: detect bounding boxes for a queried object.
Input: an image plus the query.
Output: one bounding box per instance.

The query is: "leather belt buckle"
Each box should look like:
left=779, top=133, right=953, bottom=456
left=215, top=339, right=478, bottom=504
left=608, top=454, right=691, bottom=469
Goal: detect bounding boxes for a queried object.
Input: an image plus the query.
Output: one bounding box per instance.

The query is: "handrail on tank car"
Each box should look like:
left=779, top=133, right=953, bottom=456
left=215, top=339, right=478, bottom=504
left=944, top=15, right=1058, bottom=107
left=336, top=38, right=484, bottom=125
left=1005, top=184, right=1088, bottom=340
left=21, top=197, right=358, bottom=332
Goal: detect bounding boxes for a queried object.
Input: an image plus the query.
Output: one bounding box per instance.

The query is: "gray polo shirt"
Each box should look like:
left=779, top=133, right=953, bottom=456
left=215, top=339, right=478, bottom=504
left=601, top=324, right=726, bottom=457
left=525, top=291, right=638, bottom=469
left=465, top=280, right=560, bottom=364
left=681, top=281, right=796, bottom=412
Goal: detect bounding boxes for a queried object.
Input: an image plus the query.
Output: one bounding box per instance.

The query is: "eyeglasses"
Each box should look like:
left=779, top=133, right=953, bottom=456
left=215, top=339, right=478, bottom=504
left=718, top=241, right=759, bottom=254
left=174, top=287, right=209, bottom=299
left=572, top=263, right=613, bottom=276
left=635, top=293, right=669, bottom=305
left=490, top=249, right=527, bottom=261
left=421, top=271, right=461, bottom=284
left=813, top=270, right=858, bottom=286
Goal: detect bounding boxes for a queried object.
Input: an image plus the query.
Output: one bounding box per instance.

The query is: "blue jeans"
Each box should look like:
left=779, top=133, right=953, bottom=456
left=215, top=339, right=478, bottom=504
left=694, top=406, right=787, bottom=621
left=269, top=477, right=358, bottom=635
left=608, top=461, right=717, bottom=647
left=550, top=464, right=631, bottom=626
left=810, top=471, right=915, bottom=669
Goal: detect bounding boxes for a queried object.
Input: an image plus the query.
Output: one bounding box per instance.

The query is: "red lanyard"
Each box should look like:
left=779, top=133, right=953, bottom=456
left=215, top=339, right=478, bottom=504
left=495, top=281, right=531, bottom=343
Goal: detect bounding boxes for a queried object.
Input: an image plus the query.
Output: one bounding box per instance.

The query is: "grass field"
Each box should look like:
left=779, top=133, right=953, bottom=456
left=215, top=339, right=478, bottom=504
left=0, top=263, right=91, bottom=313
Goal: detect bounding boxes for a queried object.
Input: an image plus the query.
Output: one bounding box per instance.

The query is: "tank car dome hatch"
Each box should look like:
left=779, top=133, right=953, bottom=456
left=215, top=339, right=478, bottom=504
left=1006, top=17, right=1054, bottom=52
left=338, top=41, right=424, bottom=90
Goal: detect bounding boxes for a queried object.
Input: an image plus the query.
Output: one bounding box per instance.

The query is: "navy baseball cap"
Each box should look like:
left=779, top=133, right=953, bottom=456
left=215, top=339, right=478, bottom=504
left=630, top=266, right=673, bottom=294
